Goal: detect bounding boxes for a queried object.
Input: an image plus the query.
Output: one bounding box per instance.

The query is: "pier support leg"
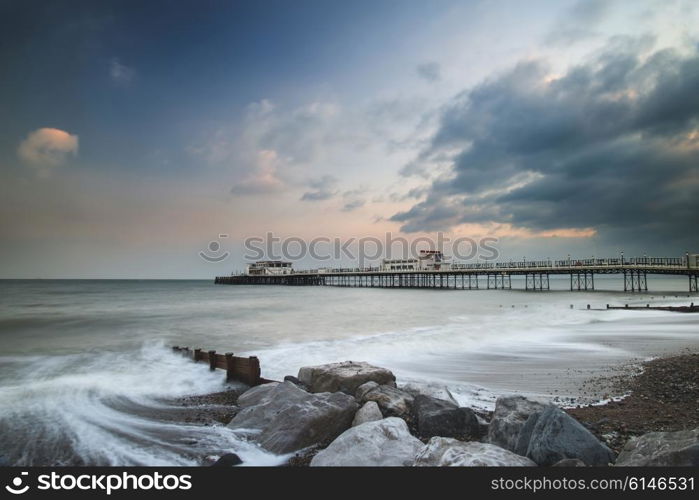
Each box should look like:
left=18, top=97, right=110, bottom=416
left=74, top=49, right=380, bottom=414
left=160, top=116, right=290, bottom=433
left=690, top=275, right=698, bottom=293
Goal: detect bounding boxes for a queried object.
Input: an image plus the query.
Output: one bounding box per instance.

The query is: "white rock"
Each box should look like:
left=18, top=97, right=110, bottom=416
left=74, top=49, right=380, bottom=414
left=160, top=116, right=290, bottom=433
left=298, top=361, right=396, bottom=394
left=352, top=401, right=383, bottom=426
left=228, top=381, right=357, bottom=454
left=487, top=395, right=549, bottom=452
left=361, top=385, right=414, bottom=418
left=355, top=381, right=379, bottom=400
left=616, top=428, right=699, bottom=466
left=400, top=382, right=458, bottom=405
left=311, top=417, right=424, bottom=466
left=414, top=437, right=537, bottom=466
left=236, top=382, right=279, bottom=408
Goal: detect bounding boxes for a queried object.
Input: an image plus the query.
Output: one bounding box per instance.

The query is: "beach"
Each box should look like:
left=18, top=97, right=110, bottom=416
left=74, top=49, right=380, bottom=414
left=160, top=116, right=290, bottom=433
left=0, top=278, right=698, bottom=465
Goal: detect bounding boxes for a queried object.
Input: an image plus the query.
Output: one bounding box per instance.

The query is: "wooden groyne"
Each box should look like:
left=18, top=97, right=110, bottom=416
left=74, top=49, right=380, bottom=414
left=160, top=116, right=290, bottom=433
left=172, top=346, right=276, bottom=386
left=606, top=303, right=698, bottom=313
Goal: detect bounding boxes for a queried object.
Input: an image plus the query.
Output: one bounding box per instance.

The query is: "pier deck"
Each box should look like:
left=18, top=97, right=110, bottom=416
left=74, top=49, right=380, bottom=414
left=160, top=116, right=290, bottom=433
left=215, top=257, right=699, bottom=292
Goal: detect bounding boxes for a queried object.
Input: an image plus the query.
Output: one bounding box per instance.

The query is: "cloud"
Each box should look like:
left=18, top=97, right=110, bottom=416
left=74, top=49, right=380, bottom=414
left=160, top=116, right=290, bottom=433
left=301, top=175, right=338, bottom=201
left=190, top=97, right=425, bottom=204
left=341, top=187, right=367, bottom=212
left=547, top=0, right=610, bottom=45
left=342, top=199, right=365, bottom=212
left=416, top=62, right=441, bottom=82
left=392, top=38, right=699, bottom=250
left=110, top=58, right=135, bottom=85
left=17, top=128, right=78, bottom=168
left=230, top=149, right=285, bottom=195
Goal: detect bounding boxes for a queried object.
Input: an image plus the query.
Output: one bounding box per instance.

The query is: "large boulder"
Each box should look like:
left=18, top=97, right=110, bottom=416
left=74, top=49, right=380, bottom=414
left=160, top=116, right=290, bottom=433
left=401, top=382, right=458, bottom=405
left=236, top=382, right=279, bottom=407
left=615, top=428, right=699, bottom=466
left=412, top=395, right=481, bottom=440
left=352, top=401, right=383, bottom=427
left=227, top=381, right=358, bottom=454
left=514, top=411, right=543, bottom=456
left=552, top=458, right=586, bottom=467
left=487, top=395, right=549, bottom=452
left=355, top=381, right=379, bottom=401
left=361, top=385, right=414, bottom=418
left=414, top=437, right=536, bottom=466
left=525, top=407, right=615, bottom=466
left=310, top=417, right=424, bottom=466
left=211, top=453, right=243, bottom=467
left=298, top=361, right=396, bottom=394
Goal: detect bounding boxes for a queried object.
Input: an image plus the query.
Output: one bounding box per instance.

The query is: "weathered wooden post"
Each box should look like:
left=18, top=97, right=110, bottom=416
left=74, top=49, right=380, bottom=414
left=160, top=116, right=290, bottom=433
left=208, top=350, right=217, bottom=371
left=225, top=352, right=235, bottom=382
left=194, top=348, right=202, bottom=362
left=249, top=356, right=261, bottom=386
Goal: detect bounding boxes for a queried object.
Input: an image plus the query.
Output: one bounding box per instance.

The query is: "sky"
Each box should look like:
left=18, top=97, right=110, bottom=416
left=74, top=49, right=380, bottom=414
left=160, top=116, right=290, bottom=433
left=1, top=0, right=698, bottom=278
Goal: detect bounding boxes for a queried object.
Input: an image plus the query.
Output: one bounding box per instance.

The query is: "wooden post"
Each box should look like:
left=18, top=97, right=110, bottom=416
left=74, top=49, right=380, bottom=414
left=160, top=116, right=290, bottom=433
left=249, top=356, right=261, bottom=386
left=208, top=350, right=217, bottom=371
left=225, top=352, right=235, bottom=382
left=194, top=348, right=201, bottom=362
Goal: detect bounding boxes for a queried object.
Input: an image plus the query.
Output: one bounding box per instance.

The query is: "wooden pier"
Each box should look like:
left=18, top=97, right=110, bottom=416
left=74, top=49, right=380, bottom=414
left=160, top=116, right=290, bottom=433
left=215, top=256, right=699, bottom=293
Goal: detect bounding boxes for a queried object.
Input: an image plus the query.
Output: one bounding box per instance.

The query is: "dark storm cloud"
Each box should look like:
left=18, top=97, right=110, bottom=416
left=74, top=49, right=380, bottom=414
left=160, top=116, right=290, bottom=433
left=392, top=39, right=699, bottom=249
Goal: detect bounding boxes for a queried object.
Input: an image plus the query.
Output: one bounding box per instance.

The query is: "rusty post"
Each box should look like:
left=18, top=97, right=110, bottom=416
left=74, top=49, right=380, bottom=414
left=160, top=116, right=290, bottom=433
left=208, top=350, right=217, bottom=371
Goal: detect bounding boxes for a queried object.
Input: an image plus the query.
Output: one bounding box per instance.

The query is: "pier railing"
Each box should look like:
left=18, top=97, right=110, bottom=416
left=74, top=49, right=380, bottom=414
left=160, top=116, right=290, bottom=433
left=216, top=255, right=698, bottom=292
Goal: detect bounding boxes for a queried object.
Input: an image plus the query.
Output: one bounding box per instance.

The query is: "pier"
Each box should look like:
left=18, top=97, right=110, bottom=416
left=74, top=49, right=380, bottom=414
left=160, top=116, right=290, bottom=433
left=215, top=256, right=699, bottom=292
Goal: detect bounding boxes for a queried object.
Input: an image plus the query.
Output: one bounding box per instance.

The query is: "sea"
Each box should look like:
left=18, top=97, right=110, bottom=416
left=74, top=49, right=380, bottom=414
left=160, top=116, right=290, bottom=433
left=0, top=277, right=697, bottom=466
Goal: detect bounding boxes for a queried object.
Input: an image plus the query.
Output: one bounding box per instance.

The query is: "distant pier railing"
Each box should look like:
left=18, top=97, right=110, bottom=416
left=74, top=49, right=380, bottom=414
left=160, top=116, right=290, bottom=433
left=215, top=255, right=699, bottom=293
left=172, top=346, right=276, bottom=386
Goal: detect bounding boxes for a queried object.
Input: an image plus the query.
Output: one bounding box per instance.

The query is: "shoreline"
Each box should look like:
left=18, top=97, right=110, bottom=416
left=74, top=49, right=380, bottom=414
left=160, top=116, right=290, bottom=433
left=566, top=349, right=698, bottom=453
left=163, top=349, right=698, bottom=466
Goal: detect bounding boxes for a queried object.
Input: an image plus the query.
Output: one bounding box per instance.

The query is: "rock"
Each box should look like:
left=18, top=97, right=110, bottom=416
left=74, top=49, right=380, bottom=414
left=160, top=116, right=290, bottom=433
left=237, top=382, right=280, bottom=408
left=615, top=428, right=699, bottom=466
left=400, top=382, right=458, bottom=405
left=514, top=411, right=543, bottom=456
left=552, top=458, right=586, bottom=467
left=352, top=401, right=383, bottom=427
left=526, top=407, right=616, bottom=466
left=227, top=381, right=358, bottom=454
left=412, top=395, right=481, bottom=440
left=355, top=381, right=379, bottom=400
left=487, top=395, right=549, bottom=452
left=283, top=375, right=306, bottom=388
left=211, top=453, right=243, bottom=466
left=414, top=437, right=536, bottom=466
left=310, top=417, right=424, bottom=466
left=361, top=385, right=414, bottom=418
left=298, top=361, right=396, bottom=394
